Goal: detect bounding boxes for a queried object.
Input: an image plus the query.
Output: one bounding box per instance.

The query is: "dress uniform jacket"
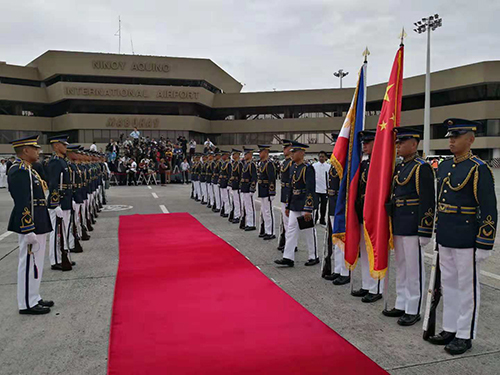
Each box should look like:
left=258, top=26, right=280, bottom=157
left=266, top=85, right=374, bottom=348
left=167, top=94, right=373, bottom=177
left=47, top=155, right=72, bottom=210
left=287, top=162, right=316, bottom=212
left=229, top=161, right=242, bottom=190
left=240, top=160, right=257, bottom=193
left=328, top=165, right=340, bottom=216
left=212, top=160, right=220, bottom=185
left=391, top=156, right=435, bottom=237
left=191, top=161, right=199, bottom=182
left=218, top=160, right=231, bottom=189
left=258, top=159, right=276, bottom=198
left=436, top=152, right=497, bottom=250
left=8, top=160, right=52, bottom=234
left=205, top=161, right=213, bottom=183
left=355, top=159, right=370, bottom=223
left=69, top=162, right=85, bottom=205
left=199, top=162, right=207, bottom=183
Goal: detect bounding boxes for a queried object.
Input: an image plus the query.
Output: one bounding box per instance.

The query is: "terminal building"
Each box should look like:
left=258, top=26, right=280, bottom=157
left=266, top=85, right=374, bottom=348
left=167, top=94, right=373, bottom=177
left=0, top=50, right=499, bottom=162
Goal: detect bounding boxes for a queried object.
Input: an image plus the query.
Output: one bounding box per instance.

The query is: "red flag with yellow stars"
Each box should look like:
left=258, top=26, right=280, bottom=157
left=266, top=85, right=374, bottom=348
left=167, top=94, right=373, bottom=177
left=363, top=45, right=404, bottom=279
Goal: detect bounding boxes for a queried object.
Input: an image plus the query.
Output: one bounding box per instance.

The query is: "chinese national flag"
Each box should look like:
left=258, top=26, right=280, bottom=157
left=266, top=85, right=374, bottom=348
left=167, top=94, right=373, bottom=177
left=363, top=45, right=404, bottom=279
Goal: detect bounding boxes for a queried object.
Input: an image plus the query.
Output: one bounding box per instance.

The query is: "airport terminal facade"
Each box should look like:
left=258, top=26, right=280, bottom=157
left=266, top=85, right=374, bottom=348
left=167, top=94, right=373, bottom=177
left=0, top=51, right=499, bottom=161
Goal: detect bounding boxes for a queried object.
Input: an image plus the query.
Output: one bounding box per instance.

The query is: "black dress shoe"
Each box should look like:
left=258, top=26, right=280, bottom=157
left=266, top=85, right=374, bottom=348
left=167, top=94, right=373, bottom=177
left=382, top=308, right=405, bottom=318
left=277, top=245, right=285, bottom=251
left=319, top=220, right=327, bottom=225
left=351, top=288, right=369, bottom=297
left=397, top=313, right=421, bottom=326
left=333, top=275, right=350, bottom=285
left=232, top=219, right=240, bottom=224
left=207, top=204, right=212, bottom=208
left=428, top=331, right=456, bottom=346
left=324, top=273, right=340, bottom=281
left=304, top=258, right=320, bottom=266
left=221, top=214, right=229, bottom=218
left=51, top=264, right=63, bottom=271
left=213, top=209, right=221, bottom=213
left=38, top=300, right=55, bottom=308
left=71, top=261, right=76, bottom=266
left=445, top=338, right=472, bottom=355
left=245, top=226, right=256, bottom=231
left=274, top=258, right=294, bottom=267
left=200, top=201, right=207, bottom=205
left=81, top=234, right=91, bottom=241
left=263, top=235, right=276, bottom=240
left=362, top=293, right=383, bottom=303
left=258, top=233, right=266, bottom=238
left=19, top=304, right=51, bottom=315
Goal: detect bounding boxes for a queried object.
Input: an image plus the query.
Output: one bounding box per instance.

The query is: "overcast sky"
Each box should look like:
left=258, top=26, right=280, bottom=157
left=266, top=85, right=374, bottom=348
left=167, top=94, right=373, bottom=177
left=1, top=0, right=498, bottom=92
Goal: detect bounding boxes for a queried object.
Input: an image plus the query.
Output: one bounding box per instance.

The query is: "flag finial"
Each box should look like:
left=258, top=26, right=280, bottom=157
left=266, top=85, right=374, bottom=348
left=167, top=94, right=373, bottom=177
left=362, top=47, right=370, bottom=63
left=399, top=27, right=407, bottom=46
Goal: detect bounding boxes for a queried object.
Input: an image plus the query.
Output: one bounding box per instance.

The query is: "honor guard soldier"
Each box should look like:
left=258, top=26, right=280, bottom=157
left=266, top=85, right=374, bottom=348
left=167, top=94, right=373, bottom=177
left=277, top=140, right=293, bottom=251
left=218, top=151, right=231, bottom=217
left=275, top=141, right=318, bottom=267
left=8, top=135, right=54, bottom=314
left=229, top=149, right=242, bottom=224
left=206, top=152, right=215, bottom=209
left=382, top=128, right=435, bottom=326
left=66, top=145, right=85, bottom=253
left=352, top=130, right=383, bottom=302
left=427, top=119, right=497, bottom=355
left=212, top=152, right=222, bottom=213
left=47, top=135, right=75, bottom=271
left=192, top=154, right=202, bottom=201
left=199, top=154, right=208, bottom=205
left=240, top=147, right=258, bottom=231
left=257, top=145, right=277, bottom=240
left=324, top=134, right=350, bottom=285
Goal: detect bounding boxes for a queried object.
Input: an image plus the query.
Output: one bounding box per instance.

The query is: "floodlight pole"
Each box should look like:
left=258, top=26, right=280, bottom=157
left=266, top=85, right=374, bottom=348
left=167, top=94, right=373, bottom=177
left=423, top=22, right=431, bottom=157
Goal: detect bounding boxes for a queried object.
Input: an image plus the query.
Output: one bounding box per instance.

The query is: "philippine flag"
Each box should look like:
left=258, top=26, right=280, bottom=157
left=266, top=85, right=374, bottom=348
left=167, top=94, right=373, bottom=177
left=331, top=63, right=367, bottom=269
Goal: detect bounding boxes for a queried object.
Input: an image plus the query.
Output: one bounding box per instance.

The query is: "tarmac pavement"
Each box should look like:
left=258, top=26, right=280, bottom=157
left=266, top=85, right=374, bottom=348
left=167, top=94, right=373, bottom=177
left=0, top=171, right=499, bottom=375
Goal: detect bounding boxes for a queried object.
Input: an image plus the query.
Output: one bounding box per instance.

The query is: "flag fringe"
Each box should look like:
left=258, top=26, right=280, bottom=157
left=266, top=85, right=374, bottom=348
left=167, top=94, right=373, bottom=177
left=363, top=225, right=388, bottom=280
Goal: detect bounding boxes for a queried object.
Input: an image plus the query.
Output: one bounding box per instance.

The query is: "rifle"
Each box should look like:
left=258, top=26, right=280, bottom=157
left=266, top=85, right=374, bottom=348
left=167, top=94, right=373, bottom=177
left=80, top=208, right=90, bottom=240
left=423, top=241, right=441, bottom=340
left=71, top=209, right=83, bottom=253
left=321, top=215, right=333, bottom=277
left=228, top=189, right=234, bottom=222
left=259, top=210, right=265, bottom=236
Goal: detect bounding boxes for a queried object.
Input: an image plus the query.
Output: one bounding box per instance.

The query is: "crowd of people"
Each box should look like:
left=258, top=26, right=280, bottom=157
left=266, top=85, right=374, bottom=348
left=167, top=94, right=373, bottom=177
left=187, top=118, right=497, bottom=357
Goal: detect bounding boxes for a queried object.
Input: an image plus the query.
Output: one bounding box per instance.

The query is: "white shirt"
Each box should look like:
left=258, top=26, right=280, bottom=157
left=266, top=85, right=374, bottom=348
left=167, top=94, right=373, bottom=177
left=180, top=161, right=190, bottom=171
left=313, top=161, right=331, bottom=194
left=130, top=130, right=141, bottom=139
left=90, top=144, right=97, bottom=151
left=204, top=140, right=214, bottom=149
left=189, top=141, right=196, bottom=149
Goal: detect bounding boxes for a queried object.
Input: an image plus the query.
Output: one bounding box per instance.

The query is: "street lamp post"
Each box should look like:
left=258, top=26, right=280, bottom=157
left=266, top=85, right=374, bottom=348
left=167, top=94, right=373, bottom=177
left=334, top=69, right=349, bottom=89
left=414, top=14, right=443, bottom=157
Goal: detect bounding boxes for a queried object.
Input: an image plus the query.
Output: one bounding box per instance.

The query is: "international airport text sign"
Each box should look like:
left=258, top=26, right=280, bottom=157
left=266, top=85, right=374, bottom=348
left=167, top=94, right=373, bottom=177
left=105, top=117, right=160, bottom=129
left=64, top=87, right=200, bottom=100
left=92, top=60, right=170, bottom=73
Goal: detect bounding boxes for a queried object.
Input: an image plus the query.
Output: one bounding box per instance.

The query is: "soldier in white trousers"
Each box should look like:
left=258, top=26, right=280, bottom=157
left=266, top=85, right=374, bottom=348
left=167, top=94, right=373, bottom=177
left=275, top=141, right=319, bottom=267
left=277, top=140, right=293, bottom=251
left=229, top=149, right=242, bottom=224
left=8, top=135, right=54, bottom=314
left=239, top=148, right=257, bottom=231
left=257, top=145, right=277, bottom=240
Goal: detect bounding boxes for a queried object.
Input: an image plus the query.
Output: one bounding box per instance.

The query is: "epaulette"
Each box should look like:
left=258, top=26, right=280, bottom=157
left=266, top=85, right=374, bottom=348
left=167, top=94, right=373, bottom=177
left=470, top=156, right=486, bottom=166
left=18, top=161, right=29, bottom=170
left=415, top=157, right=426, bottom=165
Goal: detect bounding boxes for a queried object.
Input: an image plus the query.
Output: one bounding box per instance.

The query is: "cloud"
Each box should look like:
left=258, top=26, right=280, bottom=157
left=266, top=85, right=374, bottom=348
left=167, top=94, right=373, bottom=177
left=0, top=0, right=498, bottom=92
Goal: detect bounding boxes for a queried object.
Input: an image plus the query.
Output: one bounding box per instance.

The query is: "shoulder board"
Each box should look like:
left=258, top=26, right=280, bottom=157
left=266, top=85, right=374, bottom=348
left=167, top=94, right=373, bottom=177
left=470, top=156, right=486, bottom=166
left=414, top=157, right=426, bottom=165
left=51, top=155, right=60, bottom=160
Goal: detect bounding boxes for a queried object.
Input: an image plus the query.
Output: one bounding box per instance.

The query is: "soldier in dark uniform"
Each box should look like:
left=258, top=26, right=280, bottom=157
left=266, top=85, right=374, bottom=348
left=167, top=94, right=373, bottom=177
left=257, top=145, right=277, bottom=240
left=382, top=128, right=435, bottom=326
left=47, top=135, right=75, bottom=271
left=199, top=154, right=208, bottom=205
left=218, top=151, right=231, bottom=217
left=191, top=154, right=201, bottom=201
left=8, top=135, right=54, bottom=314
left=240, top=147, right=258, bottom=231
left=212, top=152, right=222, bottom=213
left=277, top=140, right=293, bottom=251
left=352, top=130, right=383, bottom=303
left=323, top=134, right=350, bottom=285
left=229, top=149, right=242, bottom=224
left=206, top=152, right=215, bottom=209
left=427, top=119, right=497, bottom=355
left=66, top=145, right=85, bottom=253
left=275, top=141, right=318, bottom=267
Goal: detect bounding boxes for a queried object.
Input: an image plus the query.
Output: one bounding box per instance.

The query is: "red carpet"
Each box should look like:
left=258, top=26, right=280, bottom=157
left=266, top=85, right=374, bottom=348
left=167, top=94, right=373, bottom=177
left=108, top=213, right=387, bottom=375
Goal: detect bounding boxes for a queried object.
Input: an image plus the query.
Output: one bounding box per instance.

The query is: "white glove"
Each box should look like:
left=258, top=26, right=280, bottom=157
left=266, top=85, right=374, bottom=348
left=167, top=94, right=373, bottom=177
left=24, top=232, right=37, bottom=245
left=419, top=237, right=431, bottom=248
left=54, top=206, right=64, bottom=218
left=476, top=249, right=492, bottom=263
left=72, top=201, right=77, bottom=211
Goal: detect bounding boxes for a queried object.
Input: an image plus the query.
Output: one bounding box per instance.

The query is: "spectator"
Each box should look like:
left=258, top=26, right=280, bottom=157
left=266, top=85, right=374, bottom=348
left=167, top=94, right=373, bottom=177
left=189, top=139, right=196, bottom=159
left=127, top=158, right=137, bottom=185
left=180, top=158, right=190, bottom=184
left=6, top=156, right=15, bottom=172
left=312, top=151, right=331, bottom=225
left=159, top=158, right=168, bottom=186
left=203, top=138, right=215, bottom=153
left=130, top=127, right=141, bottom=139
left=0, top=159, right=7, bottom=188
left=90, top=142, right=98, bottom=152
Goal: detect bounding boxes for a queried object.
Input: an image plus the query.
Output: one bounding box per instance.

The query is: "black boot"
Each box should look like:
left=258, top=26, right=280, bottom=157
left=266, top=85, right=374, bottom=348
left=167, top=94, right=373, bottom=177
left=332, top=275, right=350, bottom=285
left=427, top=331, right=456, bottom=346
left=274, top=258, right=294, bottom=267
left=445, top=338, right=472, bottom=355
